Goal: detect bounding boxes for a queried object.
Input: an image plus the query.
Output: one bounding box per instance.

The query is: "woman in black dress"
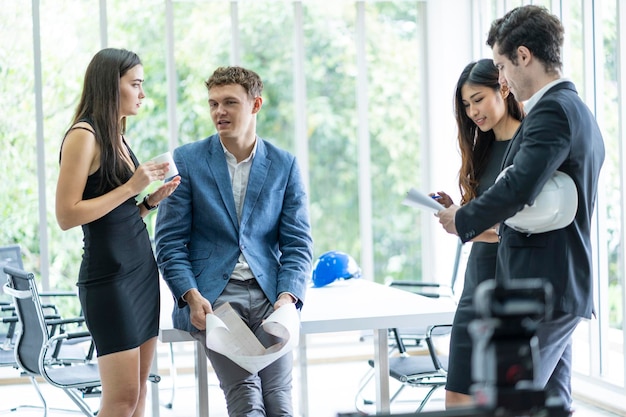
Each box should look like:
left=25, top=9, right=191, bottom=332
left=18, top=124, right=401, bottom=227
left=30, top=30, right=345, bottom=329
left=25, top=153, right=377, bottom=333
left=431, top=59, right=524, bottom=408
left=55, top=48, right=180, bottom=417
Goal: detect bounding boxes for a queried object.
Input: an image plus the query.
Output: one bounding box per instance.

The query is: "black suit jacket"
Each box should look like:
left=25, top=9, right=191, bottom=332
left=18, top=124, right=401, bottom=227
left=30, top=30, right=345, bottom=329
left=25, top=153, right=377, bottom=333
left=455, top=81, right=605, bottom=319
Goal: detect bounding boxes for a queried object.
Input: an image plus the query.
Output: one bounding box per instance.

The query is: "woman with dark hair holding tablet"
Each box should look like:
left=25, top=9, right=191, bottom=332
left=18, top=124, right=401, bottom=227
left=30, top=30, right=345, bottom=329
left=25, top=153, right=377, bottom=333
left=431, top=58, right=523, bottom=408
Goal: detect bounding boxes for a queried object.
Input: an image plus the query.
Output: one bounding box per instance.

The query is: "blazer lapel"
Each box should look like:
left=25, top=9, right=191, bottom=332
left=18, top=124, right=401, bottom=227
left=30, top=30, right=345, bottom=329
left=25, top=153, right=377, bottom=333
left=206, top=136, right=239, bottom=229
left=240, top=139, right=270, bottom=228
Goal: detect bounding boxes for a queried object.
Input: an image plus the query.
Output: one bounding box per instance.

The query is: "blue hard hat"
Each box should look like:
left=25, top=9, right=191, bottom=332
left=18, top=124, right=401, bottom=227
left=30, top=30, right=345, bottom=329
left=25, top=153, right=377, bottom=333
left=311, top=251, right=361, bottom=288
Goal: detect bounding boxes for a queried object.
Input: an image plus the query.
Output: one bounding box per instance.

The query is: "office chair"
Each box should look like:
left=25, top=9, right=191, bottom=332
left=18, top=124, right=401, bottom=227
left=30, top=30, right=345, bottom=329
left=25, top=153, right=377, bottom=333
left=0, top=306, right=19, bottom=373
left=385, top=280, right=457, bottom=349
left=0, top=244, right=78, bottom=363
left=355, top=324, right=452, bottom=413
left=1, top=245, right=25, bottom=372
left=1, top=244, right=24, bottom=308
left=389, top=240, right=463, bottom=300
left=355, top=241, right=464, bottom=412
left=370, top=241, right=461, bottom=351
left=3, top=265, right=102, bottom=416
left=0, top=244, right=23, bottom=272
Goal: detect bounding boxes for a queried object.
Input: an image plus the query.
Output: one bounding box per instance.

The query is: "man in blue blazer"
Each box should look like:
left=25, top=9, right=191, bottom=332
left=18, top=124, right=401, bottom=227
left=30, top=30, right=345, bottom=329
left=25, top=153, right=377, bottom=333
left=155, top=66, right=313, bottom=416
left=437, top=5, right=605, bottom=410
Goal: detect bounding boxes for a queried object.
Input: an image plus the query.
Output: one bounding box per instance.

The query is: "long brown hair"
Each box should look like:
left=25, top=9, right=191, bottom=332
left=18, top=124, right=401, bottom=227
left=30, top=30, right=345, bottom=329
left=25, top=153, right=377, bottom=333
left=68, top=48, right=142, bottom=194
left=453, top=59, right=524, bottom=204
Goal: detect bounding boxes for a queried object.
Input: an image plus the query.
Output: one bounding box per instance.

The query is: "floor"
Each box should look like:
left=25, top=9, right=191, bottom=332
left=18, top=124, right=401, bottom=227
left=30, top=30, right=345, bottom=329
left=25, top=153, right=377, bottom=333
left=0, top=331, right=622, bottom=417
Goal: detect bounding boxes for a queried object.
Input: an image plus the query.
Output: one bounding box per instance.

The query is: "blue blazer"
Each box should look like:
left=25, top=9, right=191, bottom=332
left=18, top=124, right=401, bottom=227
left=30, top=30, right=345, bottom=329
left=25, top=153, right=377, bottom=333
left=455, top=81, right=605, bottom=319
left=155, top=134, right=313, bottom=332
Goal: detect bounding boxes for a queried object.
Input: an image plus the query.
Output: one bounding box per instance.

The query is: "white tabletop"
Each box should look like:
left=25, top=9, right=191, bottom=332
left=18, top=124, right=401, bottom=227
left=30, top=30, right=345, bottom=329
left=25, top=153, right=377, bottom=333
left=297, top=278, right=456, bottom=416
left=300, top=278, right=456, bottom=333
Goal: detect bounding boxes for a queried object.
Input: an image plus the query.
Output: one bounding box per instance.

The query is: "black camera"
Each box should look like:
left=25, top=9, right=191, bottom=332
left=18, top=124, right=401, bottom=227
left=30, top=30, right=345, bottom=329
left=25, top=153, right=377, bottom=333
left=467, top=278, right=565, bottom=416
left=338, top=278, right=570, bottom=417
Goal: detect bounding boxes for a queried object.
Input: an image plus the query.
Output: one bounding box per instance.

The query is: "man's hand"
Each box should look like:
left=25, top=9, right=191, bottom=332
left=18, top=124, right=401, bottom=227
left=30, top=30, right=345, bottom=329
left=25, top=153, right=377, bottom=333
left=274, top=292, right=296, bottom=310
left=185, top=288, right=213, bottom=330
left=437, top=204, right=460, bottom=236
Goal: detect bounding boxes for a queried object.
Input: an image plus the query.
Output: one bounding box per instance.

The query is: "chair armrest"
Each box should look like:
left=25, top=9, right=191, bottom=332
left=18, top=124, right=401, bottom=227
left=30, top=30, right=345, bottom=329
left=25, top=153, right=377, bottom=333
left=39, top=291, right=83, bottom=320
left=46, top=330, right=96, bottom=364
left=1, top=315, right=18, bottom=348
left=40, top=291, right=77, bottom=297
left=64, top=330, right=90, bottom=340
left=1, top=316, right=17, bottom=324
left=425, top=324, right=452, bottom=371
left=45, top=317, right=85, bottom=327
left=45, top=316, right=86, bottom=338
left=389, top=280, right=455, bottom=299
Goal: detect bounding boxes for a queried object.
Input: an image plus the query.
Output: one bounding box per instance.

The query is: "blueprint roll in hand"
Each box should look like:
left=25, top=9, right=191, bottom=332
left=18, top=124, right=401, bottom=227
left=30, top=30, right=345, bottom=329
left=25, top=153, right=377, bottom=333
left=205, top=302, right=300, bottom=374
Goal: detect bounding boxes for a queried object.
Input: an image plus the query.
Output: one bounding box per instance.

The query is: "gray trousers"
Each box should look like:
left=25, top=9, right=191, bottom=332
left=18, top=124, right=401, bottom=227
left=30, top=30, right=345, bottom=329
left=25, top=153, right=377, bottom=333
left=534, top=311, right=581, bottom=409
left=192, top=279, right=294, bottom=417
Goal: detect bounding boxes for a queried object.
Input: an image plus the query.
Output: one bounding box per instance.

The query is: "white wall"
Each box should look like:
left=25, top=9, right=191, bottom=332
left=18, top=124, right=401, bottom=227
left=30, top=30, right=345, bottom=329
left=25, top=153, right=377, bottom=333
left=421, top=0, right=475, bottom=284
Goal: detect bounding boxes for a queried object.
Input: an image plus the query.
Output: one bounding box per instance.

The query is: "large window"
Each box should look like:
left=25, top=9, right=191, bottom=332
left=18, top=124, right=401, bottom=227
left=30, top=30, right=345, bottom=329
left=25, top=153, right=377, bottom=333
left=2, top=0, right=626, bottom=411
left=565, top=0, right=626, bottom=401
left=1, top=0, right=426, bottom=288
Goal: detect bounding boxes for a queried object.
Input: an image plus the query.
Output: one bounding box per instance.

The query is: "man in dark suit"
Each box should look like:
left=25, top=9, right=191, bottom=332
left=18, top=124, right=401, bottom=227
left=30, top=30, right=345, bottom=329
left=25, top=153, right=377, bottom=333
left=437, top=5, right=605, bottom=409
left=156, top=66, right=313, bottom=416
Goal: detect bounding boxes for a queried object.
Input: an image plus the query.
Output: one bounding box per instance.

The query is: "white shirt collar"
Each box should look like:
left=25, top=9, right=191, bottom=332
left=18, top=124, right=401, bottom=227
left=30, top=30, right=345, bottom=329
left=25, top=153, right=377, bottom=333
left=219, top=136, right=258, bottom=162
left=524, top=77, right=571, bottom=114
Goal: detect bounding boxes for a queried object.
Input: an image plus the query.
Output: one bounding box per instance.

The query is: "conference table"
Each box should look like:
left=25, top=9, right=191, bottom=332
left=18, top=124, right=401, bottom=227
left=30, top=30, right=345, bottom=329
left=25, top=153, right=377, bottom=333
left=154, top=278, right=456, bottom=417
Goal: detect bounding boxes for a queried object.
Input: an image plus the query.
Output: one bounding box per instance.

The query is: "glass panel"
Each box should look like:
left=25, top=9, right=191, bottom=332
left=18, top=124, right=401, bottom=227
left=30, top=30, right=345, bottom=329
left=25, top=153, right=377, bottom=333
left=108, top=1, right=181, bottom=161
left=0, top=1, right=96, bottom=290
left=597, top=0, right=622, bottom=333
left=565, top=0, right=624, bottom=388
left=597, top=0, right=623, bottom=386
left=560, top=0, right=591, bottom=378
left=303, top=2, right=361, bottom=261
left=0, top=3, right=38, bottom=269
left=364, top=2, right=422, bottom=283
left=239, top=1, right=295, bottom=153
left=562, top=1, right=584, bottom=95
left=168, top=0, right=230, bottom=149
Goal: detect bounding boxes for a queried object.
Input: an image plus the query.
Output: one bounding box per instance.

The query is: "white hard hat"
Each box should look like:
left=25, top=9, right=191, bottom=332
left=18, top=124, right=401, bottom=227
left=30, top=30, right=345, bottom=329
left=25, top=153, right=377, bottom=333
left=495, top=166, right=578, bottom=234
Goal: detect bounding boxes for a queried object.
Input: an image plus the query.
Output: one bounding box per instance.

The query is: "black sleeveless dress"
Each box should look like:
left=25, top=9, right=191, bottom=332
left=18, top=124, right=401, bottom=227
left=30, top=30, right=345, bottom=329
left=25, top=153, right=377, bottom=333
left=445, top=139, right=510, bottom=394
left=77, top=141, right=159, bottom=357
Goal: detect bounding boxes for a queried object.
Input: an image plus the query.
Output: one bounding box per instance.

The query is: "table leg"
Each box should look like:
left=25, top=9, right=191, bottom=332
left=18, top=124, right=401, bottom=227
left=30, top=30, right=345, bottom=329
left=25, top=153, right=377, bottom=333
left=150, top=352, right=161, bottom=417
left=298, top=332, right=309, bottom=417
left=374, top=328, right=390, bottom=413
left=195, top=340, right=209, bottom=417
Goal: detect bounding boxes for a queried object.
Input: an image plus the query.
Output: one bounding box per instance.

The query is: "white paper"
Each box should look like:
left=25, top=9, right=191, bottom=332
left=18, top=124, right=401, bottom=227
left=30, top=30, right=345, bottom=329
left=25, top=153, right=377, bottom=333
left=402, top=188, right=444, bottom=213
left=205, top=302, right=300, bottom=374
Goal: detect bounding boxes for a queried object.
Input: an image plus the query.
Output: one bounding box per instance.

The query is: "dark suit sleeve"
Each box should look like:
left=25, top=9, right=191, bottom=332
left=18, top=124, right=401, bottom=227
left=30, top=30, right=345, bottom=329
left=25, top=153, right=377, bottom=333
left=456, top=99, right=572, bottom=242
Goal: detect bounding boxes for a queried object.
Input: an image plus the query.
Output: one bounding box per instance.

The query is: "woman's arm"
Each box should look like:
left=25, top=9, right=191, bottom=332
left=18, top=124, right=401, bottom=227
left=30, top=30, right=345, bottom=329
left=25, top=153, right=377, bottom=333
left=55, top=128, right=165, bottom=230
